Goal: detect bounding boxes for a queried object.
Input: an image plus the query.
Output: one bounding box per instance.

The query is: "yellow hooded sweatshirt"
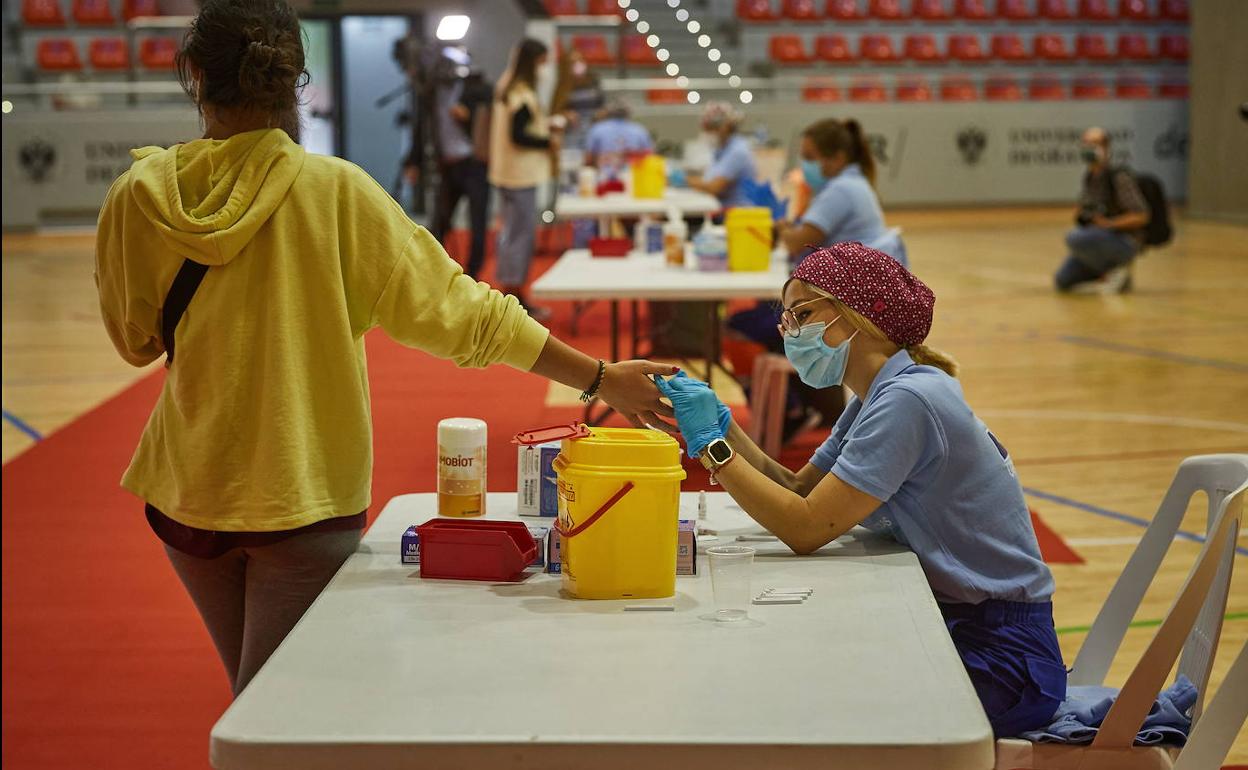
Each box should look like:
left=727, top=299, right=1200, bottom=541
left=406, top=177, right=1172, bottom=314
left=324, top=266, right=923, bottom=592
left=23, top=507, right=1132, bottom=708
left=95, top=128, right=550, bottom=531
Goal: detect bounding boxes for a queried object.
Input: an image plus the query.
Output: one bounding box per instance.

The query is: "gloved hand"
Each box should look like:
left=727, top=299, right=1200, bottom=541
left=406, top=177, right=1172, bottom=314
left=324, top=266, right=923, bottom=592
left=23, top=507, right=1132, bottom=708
left=741, top=179, right=789, bottom=222
left=667, top=166, right=688, bottom=188
left=653, top=371, right=728, bottom=458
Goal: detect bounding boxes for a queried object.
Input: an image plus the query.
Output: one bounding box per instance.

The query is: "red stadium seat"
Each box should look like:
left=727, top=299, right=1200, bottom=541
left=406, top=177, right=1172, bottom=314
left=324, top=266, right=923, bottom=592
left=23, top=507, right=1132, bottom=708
left=1029, top=75, right=1066, bottom=100
left=1158, top=35, right=1188, bottom=61
left=802, top=84, right=843, bottom=102
left=948, top=34, right=989, bottom=63
left=1118, top=0, right=1151, bottom=20
left=985, top=75, right=1023, bottom=101
left=998, top=0, right=1034, bottom=20
left=815, top=35, right=855, bottom=63
left=991, top=34, right=1029, bottom=62
left=826, top=0, right=865, bottom=21
left=904, top=34, right=943, bottom=62
left=545, top=0, right=580, bottom=16
left=783, top=0, right=820, bottom=19
left=738, top=0, right=781, bottom=20
left=1158, top=80, right=1188, bottom=98
left=912, top=0, right=951, bottom=20
left=1034, top=34, right=1073, bottom=61
left=849, top=78, right=888, bottom=102
left=1158, top=0, right=1187, bottom=21
left=1117, top=33, right=1153, bottom=61
left=896, top=77, right=933, bottom=101
left=859, top=34, right=900, bottom=62
left=1115, top=75, right=1152, bottom=98
left=622, top=35, right=660, bottom=65
left=36, top=38, right=81, bottom=71
left=1072, top=75, right=1110, bottom=98
left=122, top=0, right=157, bottom=19
left=89, top=37, right=129, bottom=70
left=868, top=0, right=904, bottom=20
left=1038, top=0, right=1073, bottom=18
left=585, top=0, right=619, bottom=14
left=770, top=35, right=813, bottom=64
left=139, top=37, right=177, bottom=70
left=23, top=0, right=65, bottom=25
left=1076, top=33, right=1112, bottom=60
left=940, top=76, right=978, bottom=100
left=72, top=0, right=114, bottom=24
left=647, top=89, right=687, bottom=104
left=954, top=0, right=991, bottom=19
left=571, top=35, right=614, bottom=65
left=1079, top=0, right=1113, bottom=20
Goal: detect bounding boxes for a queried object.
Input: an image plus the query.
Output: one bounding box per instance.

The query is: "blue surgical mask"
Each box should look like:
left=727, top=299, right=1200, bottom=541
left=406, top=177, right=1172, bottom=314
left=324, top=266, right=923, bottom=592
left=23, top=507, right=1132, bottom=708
left=801, top=159, right=827, bottom=190
left=783, top=319, right=858, bottom=388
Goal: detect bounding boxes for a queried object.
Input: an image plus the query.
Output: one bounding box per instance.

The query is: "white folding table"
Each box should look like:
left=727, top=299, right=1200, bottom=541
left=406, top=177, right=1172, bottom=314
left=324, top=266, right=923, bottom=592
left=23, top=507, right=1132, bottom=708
left=210, top=492, right=994, bottom=770
left=554, top=189, right=722, bottom=222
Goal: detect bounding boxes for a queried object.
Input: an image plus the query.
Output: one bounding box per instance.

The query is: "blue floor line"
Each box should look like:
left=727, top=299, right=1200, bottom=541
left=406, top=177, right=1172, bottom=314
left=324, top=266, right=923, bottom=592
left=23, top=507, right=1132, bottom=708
left=1059, top=336, right=1248, bottom=373
left=1023, top=486, right=1248, bottom=558
left=1, top=409, right=44, bottom=442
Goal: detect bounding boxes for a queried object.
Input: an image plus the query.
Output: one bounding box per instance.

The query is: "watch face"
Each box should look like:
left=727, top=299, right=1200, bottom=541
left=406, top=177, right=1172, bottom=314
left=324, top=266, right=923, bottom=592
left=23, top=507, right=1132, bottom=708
left=707, top=440, right=732, bottom=464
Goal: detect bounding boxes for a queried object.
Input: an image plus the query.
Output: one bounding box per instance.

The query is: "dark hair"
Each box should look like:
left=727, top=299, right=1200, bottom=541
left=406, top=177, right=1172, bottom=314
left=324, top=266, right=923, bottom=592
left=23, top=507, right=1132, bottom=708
left=803, top=118, right=876, bottom=186
left=176, top=0, right=308, bottom=115
left=500, top=38, right=548, bottom=102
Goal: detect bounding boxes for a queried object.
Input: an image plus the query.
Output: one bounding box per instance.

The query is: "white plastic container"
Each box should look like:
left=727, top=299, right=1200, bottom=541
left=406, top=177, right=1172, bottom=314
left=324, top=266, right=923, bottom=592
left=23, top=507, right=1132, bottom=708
left=664, top=212, right=687, bottom=267
left=577, top=166, right=598, bottom=197
left=437, top=418, right=487, bottom=517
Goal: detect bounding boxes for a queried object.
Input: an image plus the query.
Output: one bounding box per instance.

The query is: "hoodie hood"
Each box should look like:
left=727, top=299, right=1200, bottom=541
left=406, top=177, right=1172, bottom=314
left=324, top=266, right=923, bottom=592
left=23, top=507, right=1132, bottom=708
left=126, top=128, right=306, bottom=266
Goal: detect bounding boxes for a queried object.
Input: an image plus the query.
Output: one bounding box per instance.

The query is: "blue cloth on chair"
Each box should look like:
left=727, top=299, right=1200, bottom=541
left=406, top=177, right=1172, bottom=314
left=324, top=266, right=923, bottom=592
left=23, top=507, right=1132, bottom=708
left=1019, top=674, right=1197, bottom=746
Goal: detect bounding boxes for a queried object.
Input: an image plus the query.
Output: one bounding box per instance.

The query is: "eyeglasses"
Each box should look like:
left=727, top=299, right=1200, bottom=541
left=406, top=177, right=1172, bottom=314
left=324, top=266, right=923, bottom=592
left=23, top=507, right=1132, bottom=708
left=778, top=298, right=837, bottom=338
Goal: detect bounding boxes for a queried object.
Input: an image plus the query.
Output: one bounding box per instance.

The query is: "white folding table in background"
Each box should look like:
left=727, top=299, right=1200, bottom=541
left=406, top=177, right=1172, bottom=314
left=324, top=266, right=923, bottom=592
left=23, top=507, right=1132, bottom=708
left=553, top=189, right=722, bottom=226
left=210, top=492, right=994, bottom=770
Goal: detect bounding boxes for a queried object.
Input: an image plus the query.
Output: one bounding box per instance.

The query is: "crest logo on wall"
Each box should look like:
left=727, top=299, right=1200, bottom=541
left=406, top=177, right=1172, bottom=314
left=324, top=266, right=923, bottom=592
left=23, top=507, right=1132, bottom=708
left=18, top=139, right=57, bottom=183
left=956, top=127, right=988, bottom=165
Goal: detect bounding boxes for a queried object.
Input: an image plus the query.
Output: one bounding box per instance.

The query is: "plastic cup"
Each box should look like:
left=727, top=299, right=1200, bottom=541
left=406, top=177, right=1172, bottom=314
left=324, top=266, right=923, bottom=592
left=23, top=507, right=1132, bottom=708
left=707, top=545, right=755, bottom=622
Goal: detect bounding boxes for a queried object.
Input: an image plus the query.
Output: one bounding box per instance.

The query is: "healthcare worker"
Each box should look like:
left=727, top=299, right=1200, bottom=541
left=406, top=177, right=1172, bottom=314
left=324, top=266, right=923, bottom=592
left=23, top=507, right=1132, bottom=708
left=657, top=242, right=1065, bottom=738
left=584, top=100, right=653, bottom=181
left=687, top=102, right=757, bottom=209
left=95, top=0, right=674, bottom=698
left=777, top=117, right=906, bottom=265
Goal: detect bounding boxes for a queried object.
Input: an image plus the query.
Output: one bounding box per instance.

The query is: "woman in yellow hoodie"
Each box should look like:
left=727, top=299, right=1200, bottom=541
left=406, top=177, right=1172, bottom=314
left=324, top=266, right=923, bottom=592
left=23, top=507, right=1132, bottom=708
left=95, top=0, right=674, bottom=696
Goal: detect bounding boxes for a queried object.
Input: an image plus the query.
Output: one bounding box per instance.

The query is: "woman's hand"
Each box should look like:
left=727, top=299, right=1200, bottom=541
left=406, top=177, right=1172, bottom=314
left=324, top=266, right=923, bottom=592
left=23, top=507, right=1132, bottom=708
left=598, top=360, right=679, bottom=431
left=653, top=372, right=727, bottom=457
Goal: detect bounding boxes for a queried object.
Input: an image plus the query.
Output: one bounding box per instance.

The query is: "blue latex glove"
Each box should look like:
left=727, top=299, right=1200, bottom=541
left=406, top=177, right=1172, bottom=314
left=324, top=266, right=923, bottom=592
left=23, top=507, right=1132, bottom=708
left=667, top=166, right=688, bottom=188
left=653, top=372, right=727, bottom=458
left=740, top=179, right=789, bottom=221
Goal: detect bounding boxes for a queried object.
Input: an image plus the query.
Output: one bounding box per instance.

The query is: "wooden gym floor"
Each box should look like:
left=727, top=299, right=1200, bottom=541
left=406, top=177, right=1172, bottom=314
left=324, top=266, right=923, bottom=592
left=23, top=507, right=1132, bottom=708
left=3, top=207, right=1246, bottom=762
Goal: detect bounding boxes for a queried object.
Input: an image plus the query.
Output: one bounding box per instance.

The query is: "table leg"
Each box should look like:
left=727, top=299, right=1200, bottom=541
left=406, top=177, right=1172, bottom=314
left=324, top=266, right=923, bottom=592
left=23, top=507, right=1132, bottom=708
left=630, top=300, right=640, bottom=360
left=706, top=301, right=718, bottom=388
left=610, top=300, right=620, bottom=363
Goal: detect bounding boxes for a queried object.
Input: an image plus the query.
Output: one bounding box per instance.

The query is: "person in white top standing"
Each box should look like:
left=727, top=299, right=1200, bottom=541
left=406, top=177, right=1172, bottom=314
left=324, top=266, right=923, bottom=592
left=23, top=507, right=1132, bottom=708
left=488, top=38, right=559, bottom=321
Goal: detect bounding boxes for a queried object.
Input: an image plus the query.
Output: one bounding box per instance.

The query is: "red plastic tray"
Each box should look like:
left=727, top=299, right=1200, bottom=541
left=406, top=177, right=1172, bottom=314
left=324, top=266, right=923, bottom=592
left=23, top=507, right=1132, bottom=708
left=416, top=519, right=538, bottom=582
left=588, top=237, right=632, bottom=257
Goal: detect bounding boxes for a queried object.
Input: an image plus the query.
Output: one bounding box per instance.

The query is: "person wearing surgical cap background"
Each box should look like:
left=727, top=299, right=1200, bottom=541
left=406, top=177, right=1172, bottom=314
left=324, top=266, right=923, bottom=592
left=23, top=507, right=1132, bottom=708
left=656, top=242, right=1066, bottom=740
left=686, top=101, right=758, bottom=210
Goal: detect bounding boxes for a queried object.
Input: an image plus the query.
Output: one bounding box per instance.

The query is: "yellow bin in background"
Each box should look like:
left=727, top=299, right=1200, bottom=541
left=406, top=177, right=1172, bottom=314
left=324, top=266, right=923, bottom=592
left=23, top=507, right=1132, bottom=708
left=553, top=427, right=686, bottom=599
left=725, top=206, right=774, bottom=271
left=631, top=155, right=667, bottom=199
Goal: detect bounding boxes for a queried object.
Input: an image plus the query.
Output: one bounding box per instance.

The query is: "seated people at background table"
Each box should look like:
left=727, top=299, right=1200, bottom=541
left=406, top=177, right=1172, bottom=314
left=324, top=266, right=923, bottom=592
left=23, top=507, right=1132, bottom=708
left=95, top=0, right=675, bottom=699
left=686, top=102, right=757, bottom=209
left=1054, top=127, right=1150, bottom=294
left=584, top=100, right=654, bottom=181
left=656, top=243, right=1065, bottom=739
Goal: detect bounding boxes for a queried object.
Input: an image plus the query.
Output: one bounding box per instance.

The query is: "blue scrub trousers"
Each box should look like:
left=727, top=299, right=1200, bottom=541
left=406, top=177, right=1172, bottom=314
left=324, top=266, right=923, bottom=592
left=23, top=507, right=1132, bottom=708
left=940, top=600, right=1067, bottom=737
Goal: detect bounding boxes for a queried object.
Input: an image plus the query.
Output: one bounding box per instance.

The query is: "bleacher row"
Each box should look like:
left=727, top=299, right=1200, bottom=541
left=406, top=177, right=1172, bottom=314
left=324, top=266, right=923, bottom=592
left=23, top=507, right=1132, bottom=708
left=643, top=71, right=1185, bottom=102
left=31, top=36, right=175, bottom=71
left=19, top=0, right=178, bottom=73
left=22, top=0, right=157, bottom=26
left=545, top=0, right=1190, bottom=22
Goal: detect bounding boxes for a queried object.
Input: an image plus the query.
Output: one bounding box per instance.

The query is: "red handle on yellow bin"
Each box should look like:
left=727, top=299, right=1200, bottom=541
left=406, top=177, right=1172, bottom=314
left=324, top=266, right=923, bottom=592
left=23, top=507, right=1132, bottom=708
left=555, top=482, right=635, bottom=539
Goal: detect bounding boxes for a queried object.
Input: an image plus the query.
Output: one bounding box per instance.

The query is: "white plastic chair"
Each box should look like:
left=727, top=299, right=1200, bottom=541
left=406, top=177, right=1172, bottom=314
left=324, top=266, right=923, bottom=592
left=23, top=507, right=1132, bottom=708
left=996, top=454, right=1248, bottom=770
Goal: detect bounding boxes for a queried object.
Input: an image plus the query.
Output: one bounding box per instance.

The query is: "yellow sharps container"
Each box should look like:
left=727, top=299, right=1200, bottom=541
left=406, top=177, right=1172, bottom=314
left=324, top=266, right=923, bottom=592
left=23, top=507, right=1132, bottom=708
left=551, top=426, right=686, bottom=600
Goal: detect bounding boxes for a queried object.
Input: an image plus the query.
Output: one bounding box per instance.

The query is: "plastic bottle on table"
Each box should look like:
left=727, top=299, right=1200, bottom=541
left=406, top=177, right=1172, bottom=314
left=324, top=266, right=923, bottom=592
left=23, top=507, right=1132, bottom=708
left=438, top=418, right=487, bottom=517
left=664, top=210, right=687, bottom=267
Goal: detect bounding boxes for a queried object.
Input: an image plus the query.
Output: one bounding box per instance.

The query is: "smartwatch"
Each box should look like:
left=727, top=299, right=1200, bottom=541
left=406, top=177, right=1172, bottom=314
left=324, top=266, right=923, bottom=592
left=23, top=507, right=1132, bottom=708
left=699, top=438, right=735, bottom=476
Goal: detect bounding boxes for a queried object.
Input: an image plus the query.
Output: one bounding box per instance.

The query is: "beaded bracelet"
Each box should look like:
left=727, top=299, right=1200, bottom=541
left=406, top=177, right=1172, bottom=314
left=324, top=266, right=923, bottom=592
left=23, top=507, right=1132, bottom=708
left=579, top=360, right=606, bottom=403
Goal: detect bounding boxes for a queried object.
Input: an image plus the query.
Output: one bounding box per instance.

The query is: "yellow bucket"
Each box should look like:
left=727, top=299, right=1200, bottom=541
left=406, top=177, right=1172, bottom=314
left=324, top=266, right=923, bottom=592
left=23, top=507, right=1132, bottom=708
left=553, top=427, right=686, bottom=599
left=631, top=154, right=667, bottom=200
left=725, top=206, right=774, bottom=272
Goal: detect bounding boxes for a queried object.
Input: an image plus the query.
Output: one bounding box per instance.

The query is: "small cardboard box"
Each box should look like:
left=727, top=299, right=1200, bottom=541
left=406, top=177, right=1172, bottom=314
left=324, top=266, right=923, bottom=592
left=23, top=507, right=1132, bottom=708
left=677, top=519, right=697, bottom=576
left=518, top=442, right=561, bottom=517
left=546, top=529, right=563, bottom=574
left=401, top=525, right=421, bottom=565
left=527, top=525, right=549, bottom=571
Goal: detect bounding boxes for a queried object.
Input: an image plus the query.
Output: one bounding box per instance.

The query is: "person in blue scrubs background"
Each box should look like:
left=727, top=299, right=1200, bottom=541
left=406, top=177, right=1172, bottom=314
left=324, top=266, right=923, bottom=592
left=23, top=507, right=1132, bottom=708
left=687, top=102, right=757, bottom=210
left=657, top=242, right=1066, bottom=739
left=584, top=100, right=654, bottom=181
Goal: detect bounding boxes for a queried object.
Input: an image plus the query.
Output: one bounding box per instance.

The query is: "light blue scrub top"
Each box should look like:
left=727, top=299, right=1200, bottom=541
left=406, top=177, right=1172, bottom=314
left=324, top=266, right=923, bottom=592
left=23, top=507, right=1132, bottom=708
left=799, top=163, right=907, bottom=266
left=811, top=350, right=1055, bottom=606
left=585, top=118, right=653, bottom=180
left=704, top=134, right=757, bottom=209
